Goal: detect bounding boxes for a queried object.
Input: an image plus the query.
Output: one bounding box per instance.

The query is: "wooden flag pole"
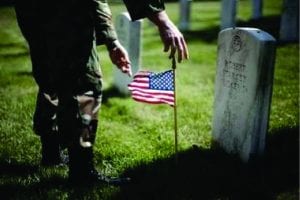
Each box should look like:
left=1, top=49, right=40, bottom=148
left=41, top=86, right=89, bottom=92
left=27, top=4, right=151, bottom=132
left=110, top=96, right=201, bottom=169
left=172, top=57, right=178, bottom=163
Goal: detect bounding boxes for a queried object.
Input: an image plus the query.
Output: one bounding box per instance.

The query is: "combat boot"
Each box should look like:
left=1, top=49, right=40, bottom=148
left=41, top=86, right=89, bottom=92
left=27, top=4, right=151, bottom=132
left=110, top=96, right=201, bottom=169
left=68, top=145, right=130, bottom=185
left=40, top=133, right=68, bottom=166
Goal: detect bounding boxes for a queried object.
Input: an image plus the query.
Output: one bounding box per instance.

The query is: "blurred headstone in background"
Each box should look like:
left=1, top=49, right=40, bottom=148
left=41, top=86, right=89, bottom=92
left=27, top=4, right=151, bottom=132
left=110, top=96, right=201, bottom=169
left=114, top=12, right=142, bottom=95
left=212, top=27, right=276, bottom=162
left=280, top=0, right=299, bottom=42
left=179, top=0, right=192, bottom=31
left=220, top=0, right=237, bottom=30
left=252, top=0, right=263, bottom=20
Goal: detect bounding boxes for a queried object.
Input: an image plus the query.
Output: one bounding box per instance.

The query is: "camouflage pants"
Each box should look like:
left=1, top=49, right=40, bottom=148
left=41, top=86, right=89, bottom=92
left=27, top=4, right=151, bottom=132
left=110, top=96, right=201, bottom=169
left=14, top=0, right=106, bottom=152
left=33, top=89, right=102, bottom=148
left=31, top=41, right=103, bottom=148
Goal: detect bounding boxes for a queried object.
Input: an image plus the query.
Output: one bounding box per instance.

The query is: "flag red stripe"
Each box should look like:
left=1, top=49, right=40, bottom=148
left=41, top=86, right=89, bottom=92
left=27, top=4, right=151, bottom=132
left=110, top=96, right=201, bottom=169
left=128, top=82, right=149, bottom=89
left=132, top=78, right=148, bottom=83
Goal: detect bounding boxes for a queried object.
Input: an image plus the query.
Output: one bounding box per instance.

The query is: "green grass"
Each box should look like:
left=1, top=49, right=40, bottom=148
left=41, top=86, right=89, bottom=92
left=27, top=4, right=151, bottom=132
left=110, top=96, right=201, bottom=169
left=0, top=1, right=299, bottom=199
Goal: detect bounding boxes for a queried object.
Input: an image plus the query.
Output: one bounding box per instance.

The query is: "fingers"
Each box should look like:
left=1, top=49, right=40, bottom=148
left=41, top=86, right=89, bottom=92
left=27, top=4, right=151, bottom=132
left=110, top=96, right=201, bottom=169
left=161, top=31, right=189, bottom=63
left=120, top=50, right=132, bottom=77
left=175, top=37, right=183, bottom=63
left=176, top=37, right=189, bottom=63
left=119, top=62, right=132, bottom=77
left=164, top=40, right=170, bottom=52
left=166, top=36, right=188, bottom=63
left=169, top=38, right=176, bottom=60
left=109, top=46, right=132, bottom=77
left=116, top=57, right=132, bottom=77
left=181, top=37, right=189, bottom=60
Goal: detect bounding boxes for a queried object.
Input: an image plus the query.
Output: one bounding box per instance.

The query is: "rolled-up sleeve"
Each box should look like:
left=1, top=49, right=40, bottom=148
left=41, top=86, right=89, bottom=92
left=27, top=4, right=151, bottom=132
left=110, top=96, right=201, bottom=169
left=91, top=0, right=117, bottom=45
left=122, top=0, right=165, bottom=21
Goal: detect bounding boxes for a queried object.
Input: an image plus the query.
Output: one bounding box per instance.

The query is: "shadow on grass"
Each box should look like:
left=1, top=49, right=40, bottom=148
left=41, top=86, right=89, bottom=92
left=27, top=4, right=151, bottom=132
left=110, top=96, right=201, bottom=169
left=116, top=126, right=299, bottom=200
left=0, top=52, right=28, bottom=58
left=0, top=162, right=38, bottom=177
left=15, top=71, right=32, bottom=76
left=0, top=175, right=66, bottom=197
left=0, top=168, right=118, bottom=199
left=183, top=15, right=288, bottom=44
left=0, top=126, right=298, bottom=199
left=102, top=86, right=129, bottom=104
left=0, top=43, right=29, bottom=58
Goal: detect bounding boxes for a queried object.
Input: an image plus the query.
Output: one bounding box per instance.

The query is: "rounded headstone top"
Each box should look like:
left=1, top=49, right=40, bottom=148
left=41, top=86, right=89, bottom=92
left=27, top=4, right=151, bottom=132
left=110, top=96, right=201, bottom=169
left=220, top=27, right=276, bottom=42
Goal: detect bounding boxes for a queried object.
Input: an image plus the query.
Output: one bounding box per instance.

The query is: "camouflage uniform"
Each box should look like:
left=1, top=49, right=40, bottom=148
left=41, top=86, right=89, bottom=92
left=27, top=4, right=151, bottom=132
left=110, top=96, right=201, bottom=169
left=14, top=0, right=164, bottom=178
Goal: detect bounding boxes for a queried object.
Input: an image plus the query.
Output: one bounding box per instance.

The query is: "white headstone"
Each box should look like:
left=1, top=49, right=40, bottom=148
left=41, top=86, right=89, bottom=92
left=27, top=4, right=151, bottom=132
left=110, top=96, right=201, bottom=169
left=280, top=0, right=299, bottom=42
left=179, top=0, right=192, bottom=31
left=221, top=0, right=237, bottom=30
left=212, top=28, right=276, bottom=162
left=114, top=12, right=142, bottom=95
left=252, top=0, right=263, bottom=20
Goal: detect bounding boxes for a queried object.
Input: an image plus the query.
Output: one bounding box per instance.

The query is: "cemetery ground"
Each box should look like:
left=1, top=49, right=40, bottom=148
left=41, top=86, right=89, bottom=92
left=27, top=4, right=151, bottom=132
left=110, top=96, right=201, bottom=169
left=0, top=1, right=298, bottom=200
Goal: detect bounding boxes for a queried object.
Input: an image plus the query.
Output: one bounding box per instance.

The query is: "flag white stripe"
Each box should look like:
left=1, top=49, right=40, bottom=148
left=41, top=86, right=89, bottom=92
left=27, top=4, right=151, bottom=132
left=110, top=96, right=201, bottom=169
left=132, top=77, right=149, bottom=82
left=128, top=87, right=174, bottom=95
left=132, top=95, right=174, bottom=106
left=132, top=90, right=174, bottom=101
left=133, top=72, right=150, bottom=78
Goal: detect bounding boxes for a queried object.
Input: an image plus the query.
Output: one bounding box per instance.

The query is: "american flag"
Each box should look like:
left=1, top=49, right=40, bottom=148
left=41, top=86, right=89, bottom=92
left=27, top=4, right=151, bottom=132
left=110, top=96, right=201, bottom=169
left=128, top=70, right=175, bottom=106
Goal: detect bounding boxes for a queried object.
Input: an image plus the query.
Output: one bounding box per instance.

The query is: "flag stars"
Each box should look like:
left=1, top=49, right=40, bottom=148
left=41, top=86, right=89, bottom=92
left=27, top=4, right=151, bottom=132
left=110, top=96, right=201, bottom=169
left=150, top=71, right=174, bottom=91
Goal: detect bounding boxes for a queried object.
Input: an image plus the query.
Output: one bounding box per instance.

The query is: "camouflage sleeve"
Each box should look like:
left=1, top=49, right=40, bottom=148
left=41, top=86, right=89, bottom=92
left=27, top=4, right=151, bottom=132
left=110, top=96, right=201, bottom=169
left=91, top=0, right=118, bottom=45
left=122, top=0, right=165, bottom=21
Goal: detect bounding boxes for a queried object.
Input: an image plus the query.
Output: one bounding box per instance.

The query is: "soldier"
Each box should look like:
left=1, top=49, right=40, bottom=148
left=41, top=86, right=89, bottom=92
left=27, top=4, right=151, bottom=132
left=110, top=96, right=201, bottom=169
left=14, top=0, right=188, bottom=184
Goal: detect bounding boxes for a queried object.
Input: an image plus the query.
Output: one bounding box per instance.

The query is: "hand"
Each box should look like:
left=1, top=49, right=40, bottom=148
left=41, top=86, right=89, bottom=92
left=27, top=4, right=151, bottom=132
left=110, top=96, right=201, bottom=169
left=148, top=11, right=189, bottom=63
left=107, top=40, right=132, bottom=77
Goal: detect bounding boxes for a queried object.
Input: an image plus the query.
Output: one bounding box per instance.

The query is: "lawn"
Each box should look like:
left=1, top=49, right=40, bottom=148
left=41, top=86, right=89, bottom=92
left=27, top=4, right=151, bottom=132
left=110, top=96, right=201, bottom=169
left=0, top=1, right=298, bottom=199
